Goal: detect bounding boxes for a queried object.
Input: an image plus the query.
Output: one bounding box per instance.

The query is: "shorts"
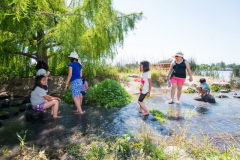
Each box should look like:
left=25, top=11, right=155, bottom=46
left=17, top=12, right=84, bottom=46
left=32, top=102, right=45, bottom=111
left=80, top=91, right=86, bottom=96
left=171, top=77, right=186, bottom=85
left=138, top=93, right=147, bottom=102
left=200, top=87, right=209, bottom=94
left=71, top=79, right=83, bottom=97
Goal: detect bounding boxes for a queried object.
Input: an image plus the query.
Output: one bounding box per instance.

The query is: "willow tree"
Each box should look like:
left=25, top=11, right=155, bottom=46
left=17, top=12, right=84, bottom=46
left=0, top=0, right=142, bottom=76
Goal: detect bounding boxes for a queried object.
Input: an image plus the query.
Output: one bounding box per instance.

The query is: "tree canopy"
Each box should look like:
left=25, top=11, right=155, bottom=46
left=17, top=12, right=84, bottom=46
left=0, top=0, right=142, bottom=77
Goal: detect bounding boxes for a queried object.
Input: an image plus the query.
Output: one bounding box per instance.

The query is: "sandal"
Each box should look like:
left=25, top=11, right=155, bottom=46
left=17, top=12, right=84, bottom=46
left=168, top=101, right=173, bottom=104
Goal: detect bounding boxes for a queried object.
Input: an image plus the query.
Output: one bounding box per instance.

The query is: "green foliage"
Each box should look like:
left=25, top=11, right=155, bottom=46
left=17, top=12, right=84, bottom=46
left=149, top=109, right=167, bottom=122
left=233, top=65, right=240, bottom=77
left=87, top=79, right=132, bottom=107
left=182, top=88, right=196, bottom=93
left=188, top=57, right=198, bottom=72
left=1, top=148, right=11, bottom=155
left=120, top=75, right=130, bottom=82
left=0, top=0, right=142, bottom=78
left=150, top=70, right=166, bottom=85
left=210, top=84, right=230, bottom=92
left=16, top=130, right=29, bottom=149
left=62, top=87, right=74, bottom=103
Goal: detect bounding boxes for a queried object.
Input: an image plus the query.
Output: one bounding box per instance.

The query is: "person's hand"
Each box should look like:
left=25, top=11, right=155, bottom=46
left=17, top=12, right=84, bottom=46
left=64, top=85, right=67, bottom=92
left=146, top=92, right=150, bottom=98
left=134, top=78, right=139, bottom=82
left=56, top=97, right=61, bottom=102
left=166, top=76, right=170, bottom=81
left=49, top=77, right=53, bottom=81
left=46, top=71, right=50, bottom=76
left=189, top=77, right=193, bottom=82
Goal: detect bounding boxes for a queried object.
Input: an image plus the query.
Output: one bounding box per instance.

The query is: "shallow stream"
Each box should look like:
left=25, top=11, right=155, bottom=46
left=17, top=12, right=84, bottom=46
left=0, top=92, right=240, bottom=156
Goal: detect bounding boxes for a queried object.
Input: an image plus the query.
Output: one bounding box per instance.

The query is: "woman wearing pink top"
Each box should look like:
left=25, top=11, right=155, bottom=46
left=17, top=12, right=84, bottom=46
left=166, top=52, right=193, bottom=104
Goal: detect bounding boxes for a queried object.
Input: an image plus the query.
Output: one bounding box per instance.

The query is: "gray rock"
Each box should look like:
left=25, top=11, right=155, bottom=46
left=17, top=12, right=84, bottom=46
left=194, top=95, right=216, bottom=103
left=232, top=92, right=237, bottom=95
left=219, top=90, right=229, bottom=93
left=0, top=99, right=10, bottom=110
left=218, top=94, right=229, bottom=98
left=22, top=97, right=30, bottom=104
left=19, top=103, right=32, bottom=112
left=25, top=110, right=43, bottom=121
left=233, top=96, right=240, bottom=99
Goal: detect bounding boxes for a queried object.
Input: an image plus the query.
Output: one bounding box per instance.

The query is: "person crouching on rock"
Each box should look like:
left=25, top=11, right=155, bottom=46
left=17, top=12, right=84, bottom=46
left=30, top=75, right=61, bottom=118
left=134, top=61, right=152, bottom=116
left=197, top=78, right=211, bottom=97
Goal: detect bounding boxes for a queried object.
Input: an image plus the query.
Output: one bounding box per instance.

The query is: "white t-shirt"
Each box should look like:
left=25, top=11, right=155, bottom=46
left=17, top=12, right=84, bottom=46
left=140, top=71, right=151, bottom=94
left=30, top=86, right=47, bottom=106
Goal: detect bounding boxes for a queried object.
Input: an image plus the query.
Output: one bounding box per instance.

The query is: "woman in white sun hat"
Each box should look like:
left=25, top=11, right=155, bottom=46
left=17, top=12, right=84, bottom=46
left=64, top=51, right=83, bottom=114
left=166, top=52, right=193, bottom=104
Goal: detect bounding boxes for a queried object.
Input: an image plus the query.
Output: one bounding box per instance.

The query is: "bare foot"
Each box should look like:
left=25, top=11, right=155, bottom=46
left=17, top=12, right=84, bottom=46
left=140, top=112, right=149, bottom=116
left=176, top=101, right=181, bottom=104
left=51, top=111, right=60, bottom=115
left=139, top=109, right=143, bottom=113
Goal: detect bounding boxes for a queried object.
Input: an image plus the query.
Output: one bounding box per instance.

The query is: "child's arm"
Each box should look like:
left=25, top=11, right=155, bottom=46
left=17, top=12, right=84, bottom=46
left=81, top=83, right=88, bottom=91
left=134, top=78, right=141, bottom=82
left=147, top=78, right=152, bottom=97
left=207, top=89, right=211, bottom=97
left=64, top=66, right=72, bottom=91
left=43, top=95, right=61, bottom=102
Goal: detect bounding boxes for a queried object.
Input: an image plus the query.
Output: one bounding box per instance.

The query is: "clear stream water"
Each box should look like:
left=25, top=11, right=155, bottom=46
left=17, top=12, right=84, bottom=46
left=0, top=92, right=240, bottom=156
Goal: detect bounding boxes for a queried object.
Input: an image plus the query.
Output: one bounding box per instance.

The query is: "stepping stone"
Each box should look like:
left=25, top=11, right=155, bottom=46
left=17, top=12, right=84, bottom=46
left=218, top=94, right=229, bottom=98
left=194, top=95, right=216, bottom=103
left=0, top=99, right=10, bottom=110
left=19, top=103, right=32, bottom=112
left=219, top=90, right=229, bottom=93
left=233, top=96, right=240, bottom=99
left=25, top=110, right=43, bottom=121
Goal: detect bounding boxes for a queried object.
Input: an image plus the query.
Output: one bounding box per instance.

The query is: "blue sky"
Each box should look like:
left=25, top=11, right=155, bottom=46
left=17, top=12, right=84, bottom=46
left=113, top=0, right=240, bottom=64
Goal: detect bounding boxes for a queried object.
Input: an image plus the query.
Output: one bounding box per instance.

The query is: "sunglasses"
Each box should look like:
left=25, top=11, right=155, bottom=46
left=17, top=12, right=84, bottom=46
left=175, top=56, right=179, bottom=57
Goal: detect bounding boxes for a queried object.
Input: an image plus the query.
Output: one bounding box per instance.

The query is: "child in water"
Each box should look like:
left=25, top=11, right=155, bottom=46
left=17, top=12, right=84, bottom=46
left=197, top=78, right=211, bottom=97
left=35, top=60, right=53, bottom=93
left=80, top=75, right=88, bottom=105
left=134, top=61, right=152, bottom=116
left=30, top=75, right=61, bottom=118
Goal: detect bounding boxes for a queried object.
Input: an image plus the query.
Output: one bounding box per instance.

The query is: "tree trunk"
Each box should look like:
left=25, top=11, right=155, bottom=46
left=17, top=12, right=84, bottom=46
left=36, top=49, right=48, bottom=64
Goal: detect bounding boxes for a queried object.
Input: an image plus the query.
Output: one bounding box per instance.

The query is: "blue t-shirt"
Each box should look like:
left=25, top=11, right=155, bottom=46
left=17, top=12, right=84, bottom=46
left=68, top=62, right=82, bottom=82
left=199, top=82, right=210, bottom=90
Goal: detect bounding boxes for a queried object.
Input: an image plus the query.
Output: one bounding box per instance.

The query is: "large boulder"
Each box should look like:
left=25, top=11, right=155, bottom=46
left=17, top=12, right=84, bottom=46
left=25, top=110, right=43, bottom=121
left=22, top=97, right=31, bottom=105
left=194, top=95, right=216, bottom=103
left=0, top=99, right=10, bottom=110
left=19, top=103, right=32, bottom=112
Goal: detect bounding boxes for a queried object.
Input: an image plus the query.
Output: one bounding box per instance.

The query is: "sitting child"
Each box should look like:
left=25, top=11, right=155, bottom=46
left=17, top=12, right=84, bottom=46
left=80, top=75, right=88, bottom=105
left=30, top=75, right=61, bottom=118
left=197, top=78, right=211, bottom=97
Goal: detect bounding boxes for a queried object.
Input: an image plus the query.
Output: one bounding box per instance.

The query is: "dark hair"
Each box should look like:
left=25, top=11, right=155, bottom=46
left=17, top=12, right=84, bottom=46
left=200, top=78, right=206, bottom=83
left=70, top=58, right=78, bottom=62
left=35, top=60, right=49, bottom=70
left=140, top=60, right=150, bottom=72
left=33, top=75, right=48, bottom=91
left=82, top=74, right=86, bottom=84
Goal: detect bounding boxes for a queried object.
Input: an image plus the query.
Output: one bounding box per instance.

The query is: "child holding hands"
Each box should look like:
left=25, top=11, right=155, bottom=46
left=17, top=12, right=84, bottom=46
left=134, top=61, right=152, bottom=116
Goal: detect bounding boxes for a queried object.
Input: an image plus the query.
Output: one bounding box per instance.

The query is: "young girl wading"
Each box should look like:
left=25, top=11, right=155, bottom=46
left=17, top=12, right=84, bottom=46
left=64, top=52, right=84, bottom=114
left=30, top=75, right=61, bottom=118
left=134, top=61, right=152, bottom=116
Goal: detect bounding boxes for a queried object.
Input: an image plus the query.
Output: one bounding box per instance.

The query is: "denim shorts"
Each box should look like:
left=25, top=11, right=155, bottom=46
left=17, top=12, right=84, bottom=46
left=71, top=79, right=82, bottom=97
left=32, top=102, right=45, bottom=111
left=80, top=91, right=86, bottom=96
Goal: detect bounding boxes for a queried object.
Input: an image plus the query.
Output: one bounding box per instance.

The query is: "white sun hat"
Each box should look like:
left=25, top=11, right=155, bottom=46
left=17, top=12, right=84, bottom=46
left=68, top=51, right=79, bottom=60
left=172, top=51, right=184, bottom=58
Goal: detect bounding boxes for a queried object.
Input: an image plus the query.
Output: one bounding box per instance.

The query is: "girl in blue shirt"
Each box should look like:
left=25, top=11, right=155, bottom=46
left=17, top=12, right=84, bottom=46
left=64, top=52, right=83, bottom=114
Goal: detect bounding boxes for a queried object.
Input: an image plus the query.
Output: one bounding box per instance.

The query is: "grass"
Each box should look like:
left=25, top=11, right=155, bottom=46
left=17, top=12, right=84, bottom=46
left=149, top=109, right=168, bottom=122
left=182, top=88, right=196, bottom=93
left=120, top=75, right=130, bottom=82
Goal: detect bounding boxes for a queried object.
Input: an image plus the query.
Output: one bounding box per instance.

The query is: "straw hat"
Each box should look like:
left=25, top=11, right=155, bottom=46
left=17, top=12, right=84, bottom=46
left=172, top=52, right=184, bottom=58
left=68, top=51, right=79, bottom=60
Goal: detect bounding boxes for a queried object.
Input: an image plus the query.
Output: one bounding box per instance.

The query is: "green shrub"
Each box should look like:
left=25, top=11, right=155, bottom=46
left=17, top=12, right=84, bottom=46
left=210, top=84, right=230, bottom=92
left=62, top=87, right=74, bottom=103
left=149, top=109, right=167, bottom=122
left=87, top=79, right=132, bottom=107
left=182, top=88, right=196, bottom=93
left=120, top=75, right=130, bottom=82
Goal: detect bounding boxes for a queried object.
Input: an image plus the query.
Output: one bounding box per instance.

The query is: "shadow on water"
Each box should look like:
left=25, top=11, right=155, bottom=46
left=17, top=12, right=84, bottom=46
left=0, top=91, right=240, bottom=157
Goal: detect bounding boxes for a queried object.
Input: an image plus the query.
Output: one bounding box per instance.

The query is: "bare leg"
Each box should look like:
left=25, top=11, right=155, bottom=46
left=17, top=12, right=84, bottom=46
left=202, top=88, right=207, bottom=96
left=138, top=101, right=149, bottom=115
left=170, top=83, right=177, bottom=103
left=197, top=86, right=202, bottom=95
left=177, top=84, right=183, bottom=102
left=72, top=96, right=83, bottom=114
left=80, top=94, right=83, bottom=106
left=43, top=100, right=59, bottom=118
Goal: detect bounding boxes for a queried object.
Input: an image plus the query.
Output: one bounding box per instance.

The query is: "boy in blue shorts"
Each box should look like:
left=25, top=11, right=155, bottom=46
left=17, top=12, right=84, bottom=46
left=197, top=78, right=211, bottom=97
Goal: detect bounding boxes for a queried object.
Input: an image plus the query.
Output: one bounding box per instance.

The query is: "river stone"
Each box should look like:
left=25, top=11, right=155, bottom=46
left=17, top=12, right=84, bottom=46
left=163, top=146, right=191, bottom=160
left=232, top=92, right=237, bottom=95
left=218, top=94, right=229, bottom=98
left=25, top=110, right=43, bottom=121
left=0, top=99, right=10, bottom=110
left=0, top=114, right=10, bottom=120
left=22, top=97, right=31, bottom=105
left=219, top=90, right=229, bottom=93
left=19, top=103, right=32, bottom=112
left=233, top=96, right=240, bottom=99
left=194, top=95, right=216, bottom=103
